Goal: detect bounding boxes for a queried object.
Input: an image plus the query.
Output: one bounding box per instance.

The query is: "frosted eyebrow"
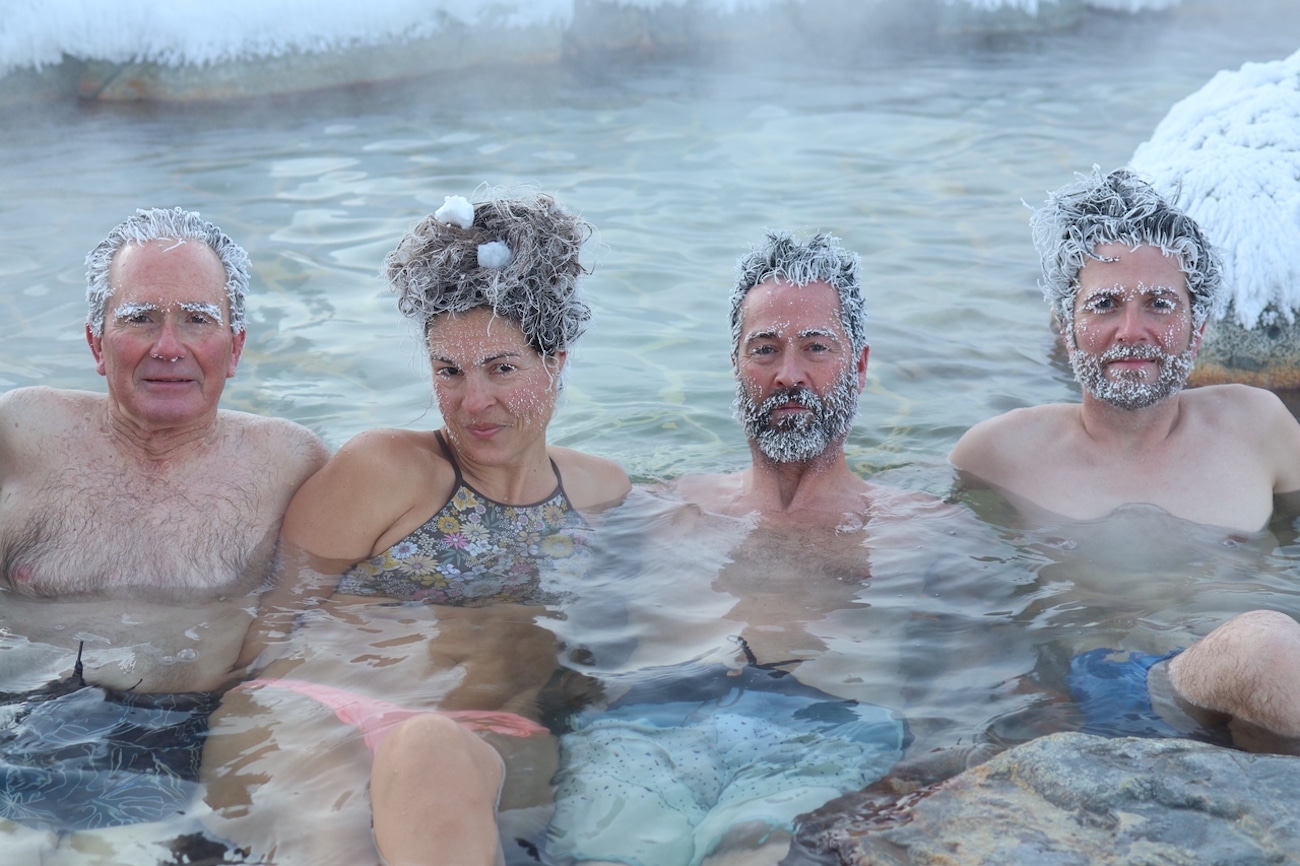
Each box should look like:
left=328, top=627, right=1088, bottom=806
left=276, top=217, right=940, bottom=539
left=112, top=302, right=159, bottom=321
left=797, top=328, right=839, bottom=340
left=179, top=302, right=225, bottom=323
left=1081, top=286, right=1121, bottom=299
left=743, top=328, right=781, bottom=343
left=1141, top=284, right=1182, bottom=298
left=428, top=351, right=523, bottom=366
left=477, top=351, right=522, bottom=366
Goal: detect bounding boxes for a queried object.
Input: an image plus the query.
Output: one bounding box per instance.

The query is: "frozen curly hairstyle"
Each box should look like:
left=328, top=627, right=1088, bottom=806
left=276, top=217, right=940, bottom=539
left=84, top=207, right=249, bottom=338
left=1031, top=167, right=1223, bottom=334
left=385, top=193, right=592, bottom=357
left=730, top=230, right=866, bottom=357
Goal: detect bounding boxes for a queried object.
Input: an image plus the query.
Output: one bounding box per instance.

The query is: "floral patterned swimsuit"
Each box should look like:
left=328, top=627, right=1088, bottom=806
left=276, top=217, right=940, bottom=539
left=336, top=432, right=592, bottom=605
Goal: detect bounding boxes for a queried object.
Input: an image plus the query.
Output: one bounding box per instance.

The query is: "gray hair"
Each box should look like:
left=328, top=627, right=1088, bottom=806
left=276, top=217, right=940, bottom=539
left=385, top=192, right=592, bottom=357
left=85, top=207, right=250, bottom=338
left=730, top=230, right=866, bottom=357
left=1030, top=167, right=1223, bottom=333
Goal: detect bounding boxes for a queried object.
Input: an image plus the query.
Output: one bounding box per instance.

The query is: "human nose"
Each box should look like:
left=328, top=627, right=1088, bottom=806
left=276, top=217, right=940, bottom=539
left=773, top=350, right=808, bottom=389
left=150, top=318, right=187, bottom=361
left=460, top=373, right=496, bottom=414
left=1114, top=304, right=1151, bottom=344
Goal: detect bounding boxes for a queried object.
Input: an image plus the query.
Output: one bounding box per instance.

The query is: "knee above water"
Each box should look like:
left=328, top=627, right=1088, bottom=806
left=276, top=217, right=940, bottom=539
left=1219, top=609, right=1300, bottom=647
left=385, top=712, right=468, bottom=753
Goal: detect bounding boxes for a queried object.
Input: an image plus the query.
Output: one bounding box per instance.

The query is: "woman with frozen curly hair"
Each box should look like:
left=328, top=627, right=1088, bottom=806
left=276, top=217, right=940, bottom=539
left=218, top=192, right=629, bottom=866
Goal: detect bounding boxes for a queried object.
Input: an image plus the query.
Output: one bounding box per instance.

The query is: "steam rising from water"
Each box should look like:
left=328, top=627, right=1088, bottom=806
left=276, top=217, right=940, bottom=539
left=0, top=0, right=1185, bottom=74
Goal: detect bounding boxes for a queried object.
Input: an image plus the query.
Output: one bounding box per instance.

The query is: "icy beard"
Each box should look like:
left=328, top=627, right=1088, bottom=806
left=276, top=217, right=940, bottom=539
left=1068, top=342, right=1196, bottom=411
left=734, top=367, right=860, bottom=465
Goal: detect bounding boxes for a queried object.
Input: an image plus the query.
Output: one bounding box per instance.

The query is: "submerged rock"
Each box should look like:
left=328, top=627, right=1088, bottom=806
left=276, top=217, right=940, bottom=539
left=795, top=732, right=1300, bottom=865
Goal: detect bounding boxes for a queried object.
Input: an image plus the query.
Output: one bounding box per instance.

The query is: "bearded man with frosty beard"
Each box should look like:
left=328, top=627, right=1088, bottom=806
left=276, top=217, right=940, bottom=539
left=675, top=230, right=888, bottom=515
left=545, top=232, right=975, bottom=866
left=951, top=167, right=1300, bottom=755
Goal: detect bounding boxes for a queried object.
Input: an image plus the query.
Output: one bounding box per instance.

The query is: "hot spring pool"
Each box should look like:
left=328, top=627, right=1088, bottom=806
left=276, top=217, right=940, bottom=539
left=2, top=0, right=1299, bottom=862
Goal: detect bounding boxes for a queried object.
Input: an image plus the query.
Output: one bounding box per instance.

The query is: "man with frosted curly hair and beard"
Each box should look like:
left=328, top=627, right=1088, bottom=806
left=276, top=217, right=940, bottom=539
left=544, top=231, right=959, bottom=866
left=674, top=229, right=878, bottom=516
left=951, top=167, right=1300, bottom=755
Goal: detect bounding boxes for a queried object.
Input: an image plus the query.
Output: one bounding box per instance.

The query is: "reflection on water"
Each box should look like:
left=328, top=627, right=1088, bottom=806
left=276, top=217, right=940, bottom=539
left=2, top=0, right=1300, bottom=862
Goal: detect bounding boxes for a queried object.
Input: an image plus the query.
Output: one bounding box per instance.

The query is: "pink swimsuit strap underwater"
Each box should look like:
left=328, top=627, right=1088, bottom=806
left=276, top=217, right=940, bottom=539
left=239, top=677, right=547, bottom=753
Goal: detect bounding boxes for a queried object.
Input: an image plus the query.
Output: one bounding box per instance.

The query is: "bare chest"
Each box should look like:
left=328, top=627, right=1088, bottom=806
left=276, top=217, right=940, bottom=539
left=1025, top=441, right=1273, bottom=532
left=1, top=449, right=278, bottom=599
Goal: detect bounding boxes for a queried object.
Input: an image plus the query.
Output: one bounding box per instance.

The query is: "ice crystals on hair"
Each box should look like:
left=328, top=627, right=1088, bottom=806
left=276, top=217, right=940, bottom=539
left=476, top=241, right=512, bottom=269
left=435, top=195, right=475, bottom=229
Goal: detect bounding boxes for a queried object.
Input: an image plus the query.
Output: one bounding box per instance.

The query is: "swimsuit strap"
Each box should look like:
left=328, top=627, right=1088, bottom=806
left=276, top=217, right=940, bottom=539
left=731, top=634, right=806, bottom=674
left=433, top=429, right=467, bottom=491
left=433, top=429, right=567, bottom=510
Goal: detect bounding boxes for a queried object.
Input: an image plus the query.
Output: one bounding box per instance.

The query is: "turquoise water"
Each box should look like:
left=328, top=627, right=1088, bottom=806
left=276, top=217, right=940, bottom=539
left=2, top=1, right=1299, bottom=861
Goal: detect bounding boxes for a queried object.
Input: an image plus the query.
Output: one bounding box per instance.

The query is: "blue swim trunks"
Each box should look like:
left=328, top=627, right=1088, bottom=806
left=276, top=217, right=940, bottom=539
left=0, top=681, right=219, bottom=831
left=546, top=659, right=906, bottom=866
left=1066, top=647, right=1183, bottom=739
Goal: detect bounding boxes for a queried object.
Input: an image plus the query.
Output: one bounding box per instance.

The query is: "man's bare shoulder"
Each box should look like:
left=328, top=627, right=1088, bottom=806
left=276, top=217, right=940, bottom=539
left=862, top=480, right=951, bottom=517
left=1177, top=383, right=1300, bottom=452
left=1182, top=383, right=1291, bottom=419
left=216, top=409, right=329, bottom=481
left=950, top=403, right=1079, bottom=474
left=549, top=446, right=631, bottom=512
left=1181, top=384, right=1300, bottom=494
left=0, top=388, right=104, bottom=469
left=0, top=386, right=101, bottom=422
left=666, top=471, right=746, bottom=513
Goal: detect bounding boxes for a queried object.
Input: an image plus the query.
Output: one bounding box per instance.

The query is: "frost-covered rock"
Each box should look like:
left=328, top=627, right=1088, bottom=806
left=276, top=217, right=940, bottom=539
left=1130, top=49, right=1300, bottom=388
left=1133, top=49, right=1300, bottom=330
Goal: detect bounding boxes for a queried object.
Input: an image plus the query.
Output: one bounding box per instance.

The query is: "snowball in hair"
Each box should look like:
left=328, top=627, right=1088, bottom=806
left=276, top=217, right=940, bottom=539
left=435, top=195, right=475, bottom=229
left=476, top=241, right=512, bottom=269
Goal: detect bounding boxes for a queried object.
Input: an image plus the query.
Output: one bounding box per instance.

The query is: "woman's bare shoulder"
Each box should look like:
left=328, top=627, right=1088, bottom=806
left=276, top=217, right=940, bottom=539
left=282, top=427, right=455, bottom=559
left=321, top=428, right=451, bottom=487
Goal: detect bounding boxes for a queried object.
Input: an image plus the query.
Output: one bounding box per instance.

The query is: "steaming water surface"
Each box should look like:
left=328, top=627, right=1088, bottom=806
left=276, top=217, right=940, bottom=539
left=2, top=1, right=1300, bottom=862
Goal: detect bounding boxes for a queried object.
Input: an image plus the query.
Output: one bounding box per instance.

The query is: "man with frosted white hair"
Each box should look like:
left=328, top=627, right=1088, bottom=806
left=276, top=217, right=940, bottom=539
left=951, top=168, right=1300, bottom=754
left=0, top=207, right=327, bottom=835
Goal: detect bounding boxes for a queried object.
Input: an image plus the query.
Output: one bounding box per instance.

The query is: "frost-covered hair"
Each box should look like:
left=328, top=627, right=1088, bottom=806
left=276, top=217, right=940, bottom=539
left=1031, top=167, right=1223, bottom=333
left=386, top=193, right=592, bottom=357
left=85, top=207, right=249, bottom=338
left=730, top=231, right=866, bottom=357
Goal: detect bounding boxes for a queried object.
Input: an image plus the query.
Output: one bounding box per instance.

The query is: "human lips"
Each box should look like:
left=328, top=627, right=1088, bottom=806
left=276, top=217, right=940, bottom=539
left=1106, top=357, right=1155, bottom=374
left=464, top=422, right=508, bottom=439
left=141, top=371, right=197, bottom=385
left=1099, top=345, right=1166, bottom=377
left=769, top=400, right=811, bottom=416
